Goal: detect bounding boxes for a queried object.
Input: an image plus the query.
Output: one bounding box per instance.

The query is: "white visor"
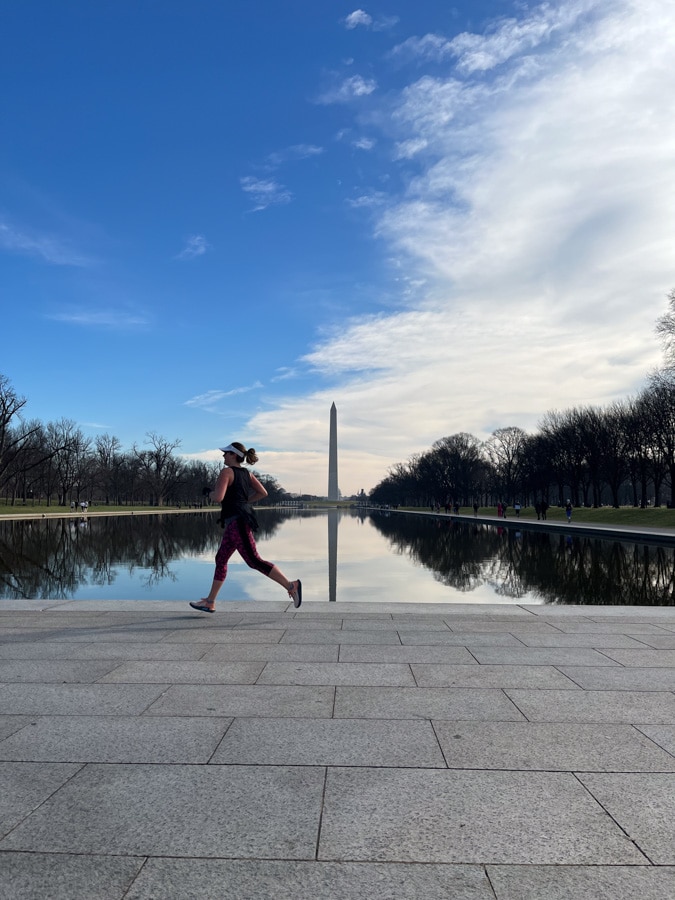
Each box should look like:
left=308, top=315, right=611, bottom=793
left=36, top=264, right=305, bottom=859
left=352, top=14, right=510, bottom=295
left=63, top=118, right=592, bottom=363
left=219, top=444, right=245, bottom=458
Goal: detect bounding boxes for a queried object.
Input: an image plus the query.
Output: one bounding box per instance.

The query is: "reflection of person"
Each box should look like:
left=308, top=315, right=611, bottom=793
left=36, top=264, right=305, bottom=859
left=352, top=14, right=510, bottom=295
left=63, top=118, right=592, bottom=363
left=190, top=442, right=302, bottom=613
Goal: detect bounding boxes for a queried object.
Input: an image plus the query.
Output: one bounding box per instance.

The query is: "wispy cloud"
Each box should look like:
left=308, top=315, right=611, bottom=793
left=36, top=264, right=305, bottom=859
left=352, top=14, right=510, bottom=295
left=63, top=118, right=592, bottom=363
left=246, top=0, right=674, bottom=495
left=265, top=144, right=324, bottom=167
left=316, top=75, right=377, bottom=105
left=240, top=177, right=292, bottom=211
left=343, top=9, right=398, bottom=31
left=47, top=308, right=150, bottom=328
left=176, top=234, right=210, bottom=259
left=352, top=137, right=376, bottom=150
left=344, top=9, right=372, bottom=29
left=0, top=219, right=92, bottom=266
left=185, top=383, right=263, bottom=411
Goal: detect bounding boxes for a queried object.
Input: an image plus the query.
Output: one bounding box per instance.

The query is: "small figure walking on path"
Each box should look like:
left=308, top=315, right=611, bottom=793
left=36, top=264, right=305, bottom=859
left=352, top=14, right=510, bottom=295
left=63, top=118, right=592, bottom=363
left=565, top=499, right=573, bottom=523
left=191, top=442, right=302, bottom=613
left=541, top=500, right=548, bottom=520
left=473, top=500, right=479, bottom=516
left=497, top=501, right=503, bottom=518
left=514, top=501, right=521, bottom=518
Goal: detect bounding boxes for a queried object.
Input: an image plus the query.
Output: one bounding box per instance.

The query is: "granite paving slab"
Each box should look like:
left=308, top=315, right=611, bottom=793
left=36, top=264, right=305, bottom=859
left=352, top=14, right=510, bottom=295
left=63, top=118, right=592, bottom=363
left=432, top=721, right=675, bottom=771
left=124, top=858, right=494, bottom=900
left=97, top=660, right=265, bottom=684
left=210, top=717, right=445, bottom=767
left=0, top=715, right=232, bottom=763
left=334, top=686, right=526, bottom=721
left=510, top=633, right=649, bottom=648
left=559, top=666, right=675, bottom=691
left=202, top=642, right=339, bottom=662
left=318, top=768, right=646, bottom=864
left=0, top=641, right=210, bottom=660
left=469, top=647, right=619, bottom=666
left=627, top=635, right=675, bottom=648
left=0, top=717, right=31, bottom=741
left=341, top=618, right=449, bottom=631
left=144, top=683, right=335, bottom=718
left=338, top=645, right=479, bottom=664
left=258, top=662, right=416, bottom=686
left=34, top=628, right=179, bottom=643
left=600, top=648, right=675, bottom=666
left=578, top=773, right=675, bottom=864
left=0, top=762, right=81, bottom=838
left=398, top=631, right=523, bottom=646
left=505, top=688, right=675, bottom=724
left=0, top=763, right=325, bottom=859
left=280, top=629, right=402, bottom=645
left=0, top=660, right=119, bottom=683
left=0, top=683, right=166, bottom=716
left=411, top=664, right=579, bottom=689
left=0, top=851, right=144, bottom=900
left=635, top=725, right=675, bottom=758
left=443, top=620, right=563, bottom=633
left=487, top=864, right=675, bottom=899
left=545, top=622, right=671, bottom=634
left=161, top=628, right=285, bottom=643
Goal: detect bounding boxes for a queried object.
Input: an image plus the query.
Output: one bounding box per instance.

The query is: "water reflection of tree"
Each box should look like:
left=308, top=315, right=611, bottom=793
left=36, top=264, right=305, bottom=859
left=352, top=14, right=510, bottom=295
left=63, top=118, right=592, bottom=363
left=0, top=509, right=287, bottom=599
left=368, top=513, right=675, bottom=606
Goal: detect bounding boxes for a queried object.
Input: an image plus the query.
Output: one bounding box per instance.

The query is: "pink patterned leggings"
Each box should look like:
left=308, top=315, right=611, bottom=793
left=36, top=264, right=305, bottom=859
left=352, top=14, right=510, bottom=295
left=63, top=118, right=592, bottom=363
left=214, top=518, right=274, bottom=582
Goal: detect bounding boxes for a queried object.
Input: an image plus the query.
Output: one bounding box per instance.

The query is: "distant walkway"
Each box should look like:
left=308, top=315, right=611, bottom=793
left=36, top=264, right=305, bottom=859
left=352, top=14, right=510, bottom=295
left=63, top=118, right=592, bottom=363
left=390, top=507, right=675, bottom=546
left=1, top=598, right=675, bottom=898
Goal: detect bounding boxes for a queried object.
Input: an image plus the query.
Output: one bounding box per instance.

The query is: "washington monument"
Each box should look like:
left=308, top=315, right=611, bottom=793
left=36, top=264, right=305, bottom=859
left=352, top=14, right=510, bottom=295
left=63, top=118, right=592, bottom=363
left=328, top=402, right=339, bottom=501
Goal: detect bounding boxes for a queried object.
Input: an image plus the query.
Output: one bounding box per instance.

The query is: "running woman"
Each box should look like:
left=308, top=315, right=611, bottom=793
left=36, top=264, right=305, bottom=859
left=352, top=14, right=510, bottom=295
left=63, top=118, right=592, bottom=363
left=190, top=442, right=302, bottom=612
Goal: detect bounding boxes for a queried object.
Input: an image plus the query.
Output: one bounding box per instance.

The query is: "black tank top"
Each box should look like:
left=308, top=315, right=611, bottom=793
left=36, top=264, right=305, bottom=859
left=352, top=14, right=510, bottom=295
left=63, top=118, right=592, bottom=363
left=219, top=467, right=259, bottom=530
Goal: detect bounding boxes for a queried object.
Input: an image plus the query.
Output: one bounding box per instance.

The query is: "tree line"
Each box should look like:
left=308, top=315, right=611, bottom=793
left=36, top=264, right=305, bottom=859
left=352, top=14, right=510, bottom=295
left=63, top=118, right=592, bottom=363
left=370, top=374, right=675, bottom=510
left=371, top=292, right=675, bottom=511
left=0, top=374, right=289, bottom=508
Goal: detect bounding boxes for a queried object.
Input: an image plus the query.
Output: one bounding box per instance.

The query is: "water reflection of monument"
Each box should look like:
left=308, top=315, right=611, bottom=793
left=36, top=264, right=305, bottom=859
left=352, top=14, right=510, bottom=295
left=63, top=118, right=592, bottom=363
left=328, top=508, right=338, bottom=602
left=327, top=403, right=339, bottom=600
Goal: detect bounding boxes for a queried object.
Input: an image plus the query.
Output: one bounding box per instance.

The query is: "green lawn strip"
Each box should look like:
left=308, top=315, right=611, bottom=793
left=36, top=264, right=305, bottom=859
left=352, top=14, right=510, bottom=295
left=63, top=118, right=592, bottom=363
left=399, top=505, right=675, bottom=529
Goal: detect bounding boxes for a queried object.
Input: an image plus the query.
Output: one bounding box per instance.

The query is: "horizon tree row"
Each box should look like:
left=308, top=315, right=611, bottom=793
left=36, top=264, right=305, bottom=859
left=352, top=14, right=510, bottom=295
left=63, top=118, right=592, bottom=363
left=369, top=371, right=675, bottom=510
left=0, top=375, right=289, bottom=508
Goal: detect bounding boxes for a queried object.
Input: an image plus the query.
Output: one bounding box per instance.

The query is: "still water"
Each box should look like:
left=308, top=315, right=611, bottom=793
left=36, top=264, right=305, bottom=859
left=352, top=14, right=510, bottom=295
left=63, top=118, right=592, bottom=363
left=1, top=508, right=674, bottom=606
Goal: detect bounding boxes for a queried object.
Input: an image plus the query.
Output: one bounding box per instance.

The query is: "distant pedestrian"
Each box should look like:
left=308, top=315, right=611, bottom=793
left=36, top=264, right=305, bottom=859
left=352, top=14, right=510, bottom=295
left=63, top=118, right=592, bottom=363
left=541, top=500, right=548, bottom=520
left=473, top=501, right=479, bottom=516
left=565, top=500, right=572, bottom=523
left=191, top=442, right=302, bottom=613
left=535, top=501, right=541, bottom=520
left=497, top=501, right=502, bottom=518
left=514, top=501, right=521, bottom=518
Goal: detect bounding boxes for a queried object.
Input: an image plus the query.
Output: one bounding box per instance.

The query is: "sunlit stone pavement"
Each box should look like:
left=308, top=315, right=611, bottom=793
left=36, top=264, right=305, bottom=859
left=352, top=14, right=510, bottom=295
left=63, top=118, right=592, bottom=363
left=2, top=598, right=675, bottom=898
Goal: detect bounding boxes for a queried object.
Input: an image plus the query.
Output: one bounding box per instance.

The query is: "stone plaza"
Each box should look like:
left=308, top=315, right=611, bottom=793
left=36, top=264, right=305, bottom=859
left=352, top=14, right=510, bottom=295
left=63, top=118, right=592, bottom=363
left=1, top=593, right=675, bottom=897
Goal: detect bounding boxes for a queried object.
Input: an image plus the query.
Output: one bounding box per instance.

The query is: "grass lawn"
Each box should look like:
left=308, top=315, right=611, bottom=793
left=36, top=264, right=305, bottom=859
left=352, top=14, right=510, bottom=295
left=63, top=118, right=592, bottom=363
left=401, top=505, right=675, bottom=529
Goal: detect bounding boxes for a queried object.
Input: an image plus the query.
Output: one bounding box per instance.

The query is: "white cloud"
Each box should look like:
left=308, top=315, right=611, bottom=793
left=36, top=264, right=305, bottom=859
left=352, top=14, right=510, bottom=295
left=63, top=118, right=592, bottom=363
left=47, top=308, right=150, bottom=328
left=317, top=75, right=377, bottom=104
left=176, top=234, right=210, bottom=259
left=352, top=137, right=376, bottom=150
left=0, top=219, right=91, bottom=266
left=265, top=144, right=324, bottom=167
left=240, top=176, right=292, bottom=211
left=185, top=383, right=263, bottom=411
left=243, top=0, right=674, bottom=496
left=343, top=9, right=398, bottom=32
left=344, top=9, right=372, bottom=30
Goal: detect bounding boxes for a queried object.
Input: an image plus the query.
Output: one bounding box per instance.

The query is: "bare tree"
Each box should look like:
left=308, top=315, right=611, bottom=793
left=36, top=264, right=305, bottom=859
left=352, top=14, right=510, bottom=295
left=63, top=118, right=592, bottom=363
left=655, top=288, right=675, bottom=370
left=132, top=433, right=184, bottom=506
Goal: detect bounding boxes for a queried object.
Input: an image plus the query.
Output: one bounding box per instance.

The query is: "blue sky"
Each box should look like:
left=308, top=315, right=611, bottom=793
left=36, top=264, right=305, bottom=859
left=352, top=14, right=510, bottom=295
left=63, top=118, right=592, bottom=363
left=1, top=0, right=673, bottom=496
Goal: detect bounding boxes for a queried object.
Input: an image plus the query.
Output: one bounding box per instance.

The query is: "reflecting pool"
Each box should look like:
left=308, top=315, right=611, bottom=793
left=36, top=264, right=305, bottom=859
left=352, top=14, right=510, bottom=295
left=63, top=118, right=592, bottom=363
left=1, top=508, right=674, bottom=605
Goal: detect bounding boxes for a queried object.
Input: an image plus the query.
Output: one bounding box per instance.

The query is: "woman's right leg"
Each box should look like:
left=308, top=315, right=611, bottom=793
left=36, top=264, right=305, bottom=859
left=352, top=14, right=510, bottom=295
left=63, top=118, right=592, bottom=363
left=197, top=523, right=238, bottom=608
